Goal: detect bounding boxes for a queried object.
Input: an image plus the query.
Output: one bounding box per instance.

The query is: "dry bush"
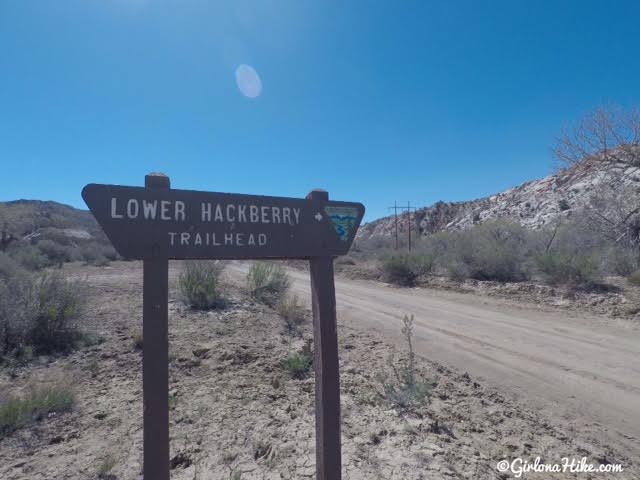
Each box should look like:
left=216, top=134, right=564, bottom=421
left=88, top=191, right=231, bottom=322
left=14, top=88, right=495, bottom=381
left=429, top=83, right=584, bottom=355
left=247, top=262, right=290, bottom=306
left=0, top=255, right=84, bottom=357
left=277, top=295, right=307, bottom=336
left=178, top=261, right=226, bottom=310
left=381, top=253, right=434, bottom=286
left=0, top=378, right=75, bottom=438
left=377, top=315, right=434, bottom=410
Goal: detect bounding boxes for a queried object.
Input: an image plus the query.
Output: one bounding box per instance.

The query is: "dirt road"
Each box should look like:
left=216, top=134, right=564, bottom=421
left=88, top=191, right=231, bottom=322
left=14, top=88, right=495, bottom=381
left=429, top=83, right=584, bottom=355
left=229, top=262, right=640, bottom=460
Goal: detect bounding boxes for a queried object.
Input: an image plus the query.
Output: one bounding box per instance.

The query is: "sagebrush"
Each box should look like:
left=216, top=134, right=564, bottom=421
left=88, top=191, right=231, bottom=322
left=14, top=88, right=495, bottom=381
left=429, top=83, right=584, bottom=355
left=178, top=261, right=226, bottom=310
left=247, top=262, right=290, bottom=306
left=0, top=254, right=85, bottom=357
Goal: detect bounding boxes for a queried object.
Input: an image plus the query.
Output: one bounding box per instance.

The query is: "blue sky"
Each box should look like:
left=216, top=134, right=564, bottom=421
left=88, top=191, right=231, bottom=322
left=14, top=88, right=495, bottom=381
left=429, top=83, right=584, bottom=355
left=1, top=1, right=639, bottom=222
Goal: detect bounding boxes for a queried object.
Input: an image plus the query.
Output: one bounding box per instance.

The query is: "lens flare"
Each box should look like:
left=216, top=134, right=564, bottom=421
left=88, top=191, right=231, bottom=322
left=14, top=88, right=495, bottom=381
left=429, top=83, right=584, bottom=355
left=235, top=64, right=262, bottom=98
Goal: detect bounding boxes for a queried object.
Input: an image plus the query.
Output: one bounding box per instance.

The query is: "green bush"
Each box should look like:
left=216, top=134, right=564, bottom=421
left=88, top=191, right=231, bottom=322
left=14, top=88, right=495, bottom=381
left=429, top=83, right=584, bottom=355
left=446, top=221, right=531, bottom=282
left=627, top=271, right=640, bottom=286
left=9, top=245, right=50, bottom=271
left=247, top=262, right=290, bottom=306
left=283, top=352, right=312, bottom=379
left=178, top=261, right=226, bottom=310
left=277, top=295, right=307, bottom=336
left=36, top=239, right=71, bottom=267
left=0, top=254, right=35, bottom=355
left=535, top=251, right=599, bottom=288
left=0, top=380, right=74, bottom=438
left=378, top=315, right=434, bottom=410
left=0, top=261, right=84, bottom=357
left=381, top=253, right=433, bottom=286
left=604, top=246, right=639, bottom=277
left=30, top=272, right=84, bottom=354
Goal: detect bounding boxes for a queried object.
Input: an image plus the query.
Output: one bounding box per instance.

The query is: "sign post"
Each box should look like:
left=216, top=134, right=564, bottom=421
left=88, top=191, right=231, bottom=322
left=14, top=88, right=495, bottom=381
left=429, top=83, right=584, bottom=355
left=82, top=174, right=364, bottom=479
left=142, top=173, right=170, bottom=480
left=308, top=189, right=342, bottom=480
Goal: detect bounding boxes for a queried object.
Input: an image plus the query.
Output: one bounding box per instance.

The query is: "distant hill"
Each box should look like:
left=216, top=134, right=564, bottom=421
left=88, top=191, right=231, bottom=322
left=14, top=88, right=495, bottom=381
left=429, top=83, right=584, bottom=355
left=358, top=159, right=640, bottom=239
left=0, top=200, right=102, bottom=242
left=0, top=200, right=115, bottom=267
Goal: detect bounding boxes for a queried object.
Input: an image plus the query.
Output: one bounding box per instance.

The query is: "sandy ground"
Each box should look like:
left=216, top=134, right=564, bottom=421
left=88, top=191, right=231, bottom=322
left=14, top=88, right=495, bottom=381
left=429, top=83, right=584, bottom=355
left=226, top=262, right=640, bottom=462
left=0, top=261, right=637, bottom=479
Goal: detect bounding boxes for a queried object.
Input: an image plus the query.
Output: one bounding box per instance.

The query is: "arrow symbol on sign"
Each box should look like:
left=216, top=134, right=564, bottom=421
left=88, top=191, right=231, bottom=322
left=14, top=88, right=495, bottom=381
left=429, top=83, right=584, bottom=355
left=315, top=212, right=323, bottom=221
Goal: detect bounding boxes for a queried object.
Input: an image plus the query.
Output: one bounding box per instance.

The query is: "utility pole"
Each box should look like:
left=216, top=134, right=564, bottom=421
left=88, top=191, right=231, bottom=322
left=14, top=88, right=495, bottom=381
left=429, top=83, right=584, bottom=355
left=400, top=202, right=417, bottom=252
left=387, top=201, right=400, bottom=249
left=389, top=202, right=418, bottom=251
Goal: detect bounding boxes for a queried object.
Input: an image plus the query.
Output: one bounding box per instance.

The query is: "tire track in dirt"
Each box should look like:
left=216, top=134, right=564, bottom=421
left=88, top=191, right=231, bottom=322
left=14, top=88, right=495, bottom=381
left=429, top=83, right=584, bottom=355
left=228, top=261, right=640, bottom=459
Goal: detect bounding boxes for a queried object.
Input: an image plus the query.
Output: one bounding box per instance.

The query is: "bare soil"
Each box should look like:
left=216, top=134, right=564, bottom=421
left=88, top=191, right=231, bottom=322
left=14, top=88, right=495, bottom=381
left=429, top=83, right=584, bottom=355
left=0, top=261, right=637, bottom=479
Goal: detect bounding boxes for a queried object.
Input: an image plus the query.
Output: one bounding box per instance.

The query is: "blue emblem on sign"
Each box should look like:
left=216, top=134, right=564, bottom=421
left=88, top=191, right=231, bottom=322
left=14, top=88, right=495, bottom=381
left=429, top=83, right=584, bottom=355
left=324, top=206, right=359, bottom=242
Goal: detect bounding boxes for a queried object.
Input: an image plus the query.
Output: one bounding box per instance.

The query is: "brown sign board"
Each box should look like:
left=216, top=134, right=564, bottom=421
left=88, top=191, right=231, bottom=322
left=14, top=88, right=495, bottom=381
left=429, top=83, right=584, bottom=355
left=82, top=183, right=365, bottom=260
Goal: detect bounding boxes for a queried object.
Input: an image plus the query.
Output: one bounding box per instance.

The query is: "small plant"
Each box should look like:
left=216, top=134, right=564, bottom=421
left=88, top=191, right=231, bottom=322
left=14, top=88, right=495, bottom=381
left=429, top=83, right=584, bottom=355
left=88, top=358, right=100, bottom=378
left=132, top=330, right=143, bottom=351
left=378, top=314, right=434, bottom=410
left=277, top=295, right=306, bottom=336
left=381, top=254, right=433, bottom=286
left=628, top=271, right=640, bottom=286
left=97, top=454, right=117, bottom=479
left=179, top=261, right=226, bottom=310
left=283, top=352, right=312, bottom=379
left=558, top=199, right=571, bottom=211
left=247, top=262, right=290, bottom=306
left=0, top=380, right=75, bottom=438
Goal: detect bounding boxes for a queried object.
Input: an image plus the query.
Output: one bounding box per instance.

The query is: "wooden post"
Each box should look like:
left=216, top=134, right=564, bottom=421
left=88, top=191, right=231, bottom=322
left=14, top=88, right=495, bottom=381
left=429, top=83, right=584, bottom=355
left=143, top=173, right=170, bottom=480
left=307, top=189, right=342, bottom=480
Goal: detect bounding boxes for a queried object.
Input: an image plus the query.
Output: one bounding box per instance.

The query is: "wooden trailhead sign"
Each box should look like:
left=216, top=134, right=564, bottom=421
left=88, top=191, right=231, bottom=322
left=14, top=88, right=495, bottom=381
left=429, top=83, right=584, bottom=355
left=82, top=183, right=364, bottom=260
left=82, top=173, right=364, bottom=480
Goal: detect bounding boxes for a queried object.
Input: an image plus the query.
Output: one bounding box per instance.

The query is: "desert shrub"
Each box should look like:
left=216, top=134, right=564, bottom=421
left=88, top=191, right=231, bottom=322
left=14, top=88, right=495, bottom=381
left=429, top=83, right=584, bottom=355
left=445, top=261, right=471, bottom=282
left=627, top=271, right=640, bottom=286
left=131, top=330, right=143, bottom=351
left=79, top=243, right=109, bottom=266
left=378, top=314, right=434, bottom=410
left=9, top=245, right=50, bottom=271
left=535, top=252, right=599, bottom=288
left=29, top=273, right=84, bottom=354
left=0, top=380, right=74, bottom=438
left=0, top=264, right=84, bottom=357
left=442, top=221, right=531, bottom=282
left=178, top=261, right=226, bottom=310
left=283, top=352, right=312, bottom=379
left=247, top=262, right=290, bottom=306
left=277, top=295, right=307, bottom=336
left=0, top=254, right=35, bottom=356
left=381, top=253, right=434, bottom=286
left=603, top=246, right=639, bottom=277
left=97, top=454, right=117, bottom=480
left=36, top=239, right=71, bottom=267
left=535, top=221, right=603, bottom=288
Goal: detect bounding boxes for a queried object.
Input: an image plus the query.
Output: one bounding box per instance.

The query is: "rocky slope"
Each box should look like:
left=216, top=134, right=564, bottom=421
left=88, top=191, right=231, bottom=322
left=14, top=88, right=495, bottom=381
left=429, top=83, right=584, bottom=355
left=358, top=161, right=640, bottom=239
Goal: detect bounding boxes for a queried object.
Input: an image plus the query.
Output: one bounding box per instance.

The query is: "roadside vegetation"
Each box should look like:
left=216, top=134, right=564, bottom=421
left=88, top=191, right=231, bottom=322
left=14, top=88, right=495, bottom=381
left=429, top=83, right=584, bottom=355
left=365, top=218, right=638, bottom=290
left=0, top=379, right=75, bottom=438
left=0, top=252, right=87, bottom=360
left=246, top=262, right=291, bottom=306
left=377, top=314, right=434, bottom=410
left=178, top=261, right=227, bottom=310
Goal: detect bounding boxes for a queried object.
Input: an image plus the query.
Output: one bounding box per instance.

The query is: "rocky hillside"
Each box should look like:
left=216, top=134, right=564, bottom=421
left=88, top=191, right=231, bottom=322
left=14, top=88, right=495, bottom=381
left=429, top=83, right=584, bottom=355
left=358, top=160, right=640, bottom=239
left=0, top=200, right=115, bottom=267
left=0, top=200, right=103, bottom=244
